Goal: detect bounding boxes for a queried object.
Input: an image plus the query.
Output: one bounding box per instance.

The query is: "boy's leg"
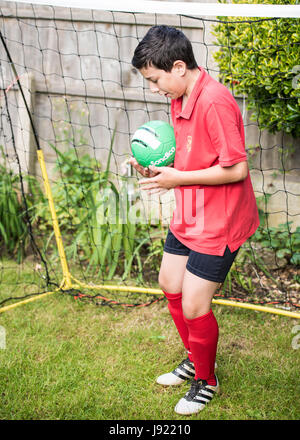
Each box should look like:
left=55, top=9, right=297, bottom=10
left=159, top=251, right=188, bottom=294
left=181, top=271, right=219, bottom=385
left=174, top=272, right=220, bottom=415
left=156, top=251, right=198, bottom=385
left=179, top=245, right=239, bottom=388
left=174, top=247, right=239, bottom=414
left=158, top=251, right=190, bottom=355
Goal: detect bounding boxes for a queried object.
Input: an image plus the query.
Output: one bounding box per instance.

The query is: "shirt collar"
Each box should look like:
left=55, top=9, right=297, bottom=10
left=175, top=67, right=208, bottom=120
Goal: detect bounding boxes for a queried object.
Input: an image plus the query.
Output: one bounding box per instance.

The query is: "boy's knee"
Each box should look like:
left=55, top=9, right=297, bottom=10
left=182, top=298, right=210, bottom=320
left=159, top=270, right=181, bottom=294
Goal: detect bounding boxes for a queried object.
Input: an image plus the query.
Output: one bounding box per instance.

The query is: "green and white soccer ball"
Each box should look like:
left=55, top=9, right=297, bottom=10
left=131, top=120, right=176, bottom=168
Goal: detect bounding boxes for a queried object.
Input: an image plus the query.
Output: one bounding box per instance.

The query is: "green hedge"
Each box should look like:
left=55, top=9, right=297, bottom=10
left=213, top=0, right=300, bottom=138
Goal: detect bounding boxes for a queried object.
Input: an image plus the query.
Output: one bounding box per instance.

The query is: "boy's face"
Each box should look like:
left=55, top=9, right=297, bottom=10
left=140, top=62, right=186, bottom=100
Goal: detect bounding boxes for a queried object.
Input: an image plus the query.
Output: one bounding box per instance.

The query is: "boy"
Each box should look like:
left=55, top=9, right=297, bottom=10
left=129, top=25, right=259, bottom=415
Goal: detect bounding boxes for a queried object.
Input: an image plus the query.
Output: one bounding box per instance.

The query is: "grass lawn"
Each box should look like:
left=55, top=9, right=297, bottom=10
left=0, top=282, right=299, bottom=420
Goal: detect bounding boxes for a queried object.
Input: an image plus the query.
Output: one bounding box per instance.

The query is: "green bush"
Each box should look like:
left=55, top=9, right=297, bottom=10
left=213, top=0, right=300, bottom=138
left=253, top=222, right=300, bottom=266
left=32, top=142, right=156, bottom=281
left=0, top=146, right=38, bottom=261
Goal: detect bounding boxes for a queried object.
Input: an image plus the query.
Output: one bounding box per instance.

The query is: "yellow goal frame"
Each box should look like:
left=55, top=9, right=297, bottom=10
left=0, top=149, right=299, bottom=319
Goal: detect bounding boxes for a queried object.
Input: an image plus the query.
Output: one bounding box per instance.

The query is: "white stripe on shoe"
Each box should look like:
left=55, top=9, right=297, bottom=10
left=156, top=358, right=195, bottom=386
left=156, top=358, right=218, bottom=386
left=174, top=376, right=219, bottom=415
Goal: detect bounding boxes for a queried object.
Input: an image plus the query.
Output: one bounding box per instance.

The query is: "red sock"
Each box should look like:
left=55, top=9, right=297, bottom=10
left=183, top=309, right=218, bottom=386
left=163, top=291, right=193, bottom=362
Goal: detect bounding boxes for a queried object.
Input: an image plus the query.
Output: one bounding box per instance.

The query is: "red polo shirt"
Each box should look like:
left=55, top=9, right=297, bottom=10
left=170, top=67, right=259, bottom=256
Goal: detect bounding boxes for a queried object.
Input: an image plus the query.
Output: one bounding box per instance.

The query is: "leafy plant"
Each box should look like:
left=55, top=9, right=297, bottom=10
left=31, top=134, right=155, bottom=281
left=222, top=243, right=278, bottom=298
left=253, top=222, right=300, bottom=266
left=0, top=146, right=32, bottom=261
left=213, top=0, right=300, bottom=139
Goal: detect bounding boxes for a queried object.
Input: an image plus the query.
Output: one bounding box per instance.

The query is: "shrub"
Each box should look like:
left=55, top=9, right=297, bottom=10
left=0, top=146, right=34, bottom=261
left=213, top=0, right=300, bottom=138
left=253, top=222, right=300, bottom=266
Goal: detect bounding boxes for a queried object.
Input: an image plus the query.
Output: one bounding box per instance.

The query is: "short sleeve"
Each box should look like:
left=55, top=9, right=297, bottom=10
left=206, top=103, right=247, bottom=167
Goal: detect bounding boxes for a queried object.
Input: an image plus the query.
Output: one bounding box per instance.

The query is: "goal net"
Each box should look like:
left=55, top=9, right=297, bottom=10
left=0, top=0, right=299, bottom=315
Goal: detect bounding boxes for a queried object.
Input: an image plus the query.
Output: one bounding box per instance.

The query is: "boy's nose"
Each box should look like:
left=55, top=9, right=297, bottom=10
left=149, top=82, right=159, bottom=93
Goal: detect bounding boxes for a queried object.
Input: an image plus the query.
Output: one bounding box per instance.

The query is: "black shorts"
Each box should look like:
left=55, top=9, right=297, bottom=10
left=163, top=229, right=239, bottom=283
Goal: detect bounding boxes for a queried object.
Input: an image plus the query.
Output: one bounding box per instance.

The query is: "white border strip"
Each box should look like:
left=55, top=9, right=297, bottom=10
left=3, top=0, right=300, bottom=18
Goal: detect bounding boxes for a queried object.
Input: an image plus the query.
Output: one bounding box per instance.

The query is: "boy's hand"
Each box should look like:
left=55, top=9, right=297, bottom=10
left=128, top=157, right=159, bottom=178
left=138, top=164, right=181, bottom=194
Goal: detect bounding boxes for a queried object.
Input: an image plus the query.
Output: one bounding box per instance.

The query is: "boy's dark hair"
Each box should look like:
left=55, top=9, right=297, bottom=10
left=131, top=25, right=198, bottom=72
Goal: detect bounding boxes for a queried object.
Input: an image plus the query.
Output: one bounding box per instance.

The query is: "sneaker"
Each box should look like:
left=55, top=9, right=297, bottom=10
left=156, top=358, right=218, bottom=386
left=156, top=358, right=195, bottom=386
left=174, top=376, right=219, bottom=415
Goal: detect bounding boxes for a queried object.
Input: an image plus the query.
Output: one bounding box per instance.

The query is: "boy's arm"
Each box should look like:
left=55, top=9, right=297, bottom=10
left=138, top=161, right=248, bottom=193
left=176, top=161, right=248, bottom=186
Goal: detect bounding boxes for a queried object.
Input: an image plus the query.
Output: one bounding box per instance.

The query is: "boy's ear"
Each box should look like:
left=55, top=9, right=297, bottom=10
left=172, top=60, right=187, bottom=76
